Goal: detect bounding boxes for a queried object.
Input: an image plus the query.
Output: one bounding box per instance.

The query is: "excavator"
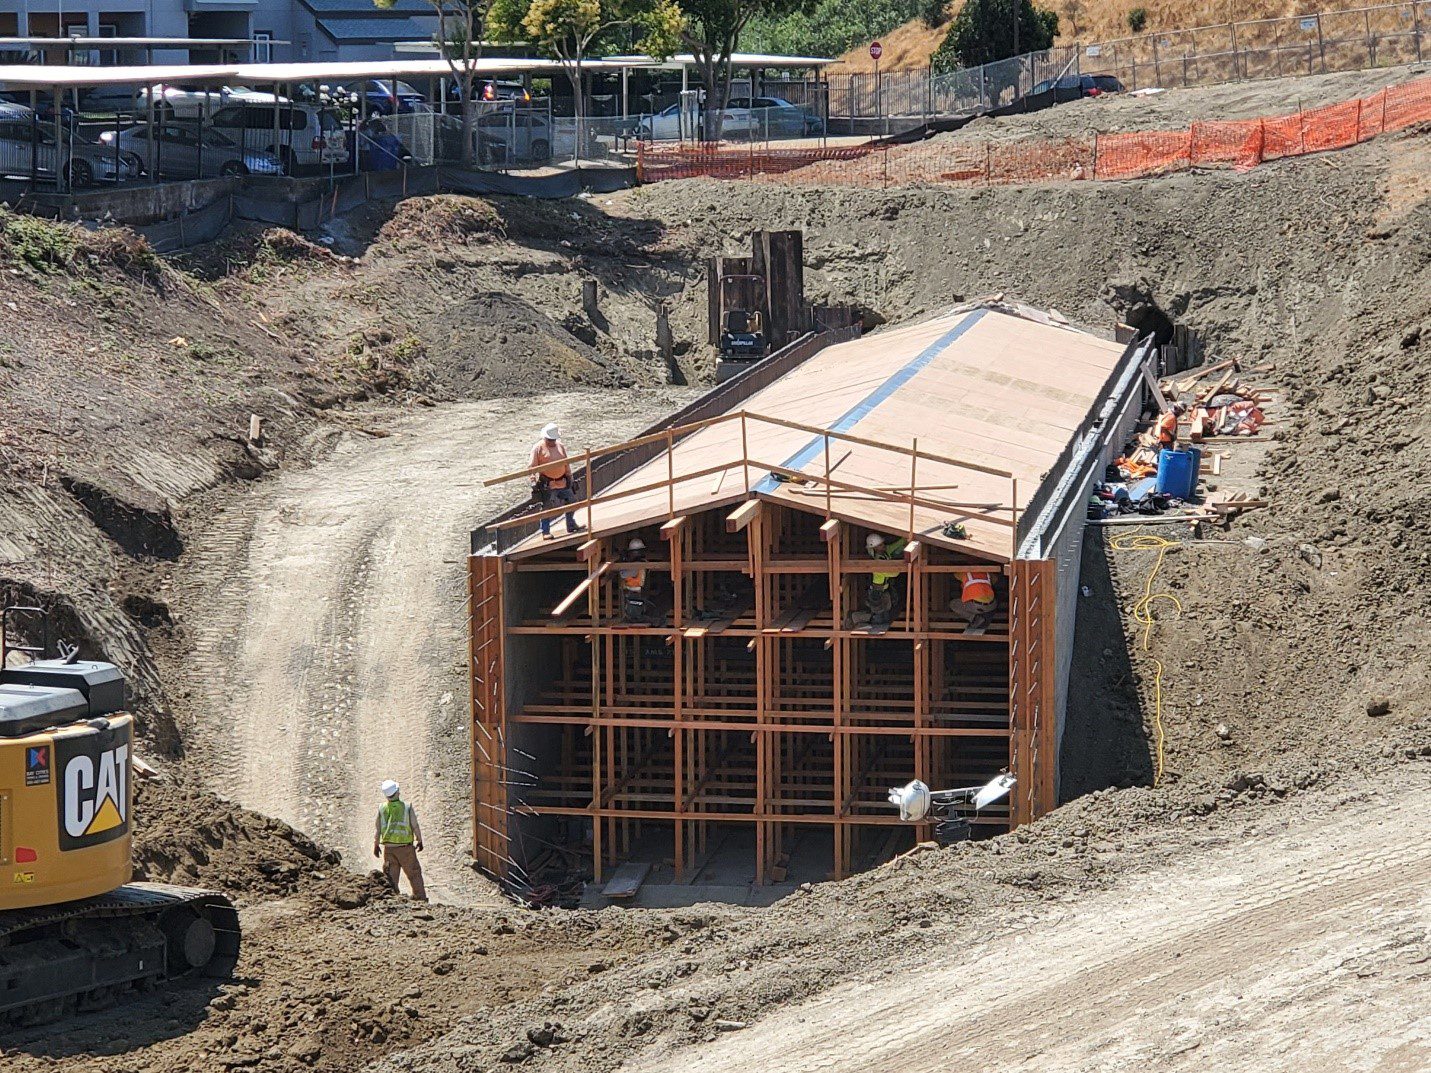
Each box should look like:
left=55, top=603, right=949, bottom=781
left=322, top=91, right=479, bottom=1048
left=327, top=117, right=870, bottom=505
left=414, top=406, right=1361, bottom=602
left=0, top=605, right=239, bottom=1024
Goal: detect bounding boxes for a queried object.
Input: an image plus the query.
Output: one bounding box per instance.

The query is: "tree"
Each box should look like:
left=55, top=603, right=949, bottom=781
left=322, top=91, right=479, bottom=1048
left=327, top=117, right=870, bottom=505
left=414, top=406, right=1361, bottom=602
left=376, top=0, right=488, bottom=165
left=932, top=0, right=1058, bottom=72
left=491, top=0, right=681, bottom=160
left=675, top=0, right=807, bottom=142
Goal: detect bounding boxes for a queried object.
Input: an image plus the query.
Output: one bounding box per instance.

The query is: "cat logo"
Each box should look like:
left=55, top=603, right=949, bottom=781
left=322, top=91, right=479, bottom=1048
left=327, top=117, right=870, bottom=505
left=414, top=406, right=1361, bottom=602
left=54, top=722, right=131, bottom=852
left=12, top=871, right=34, bottom=884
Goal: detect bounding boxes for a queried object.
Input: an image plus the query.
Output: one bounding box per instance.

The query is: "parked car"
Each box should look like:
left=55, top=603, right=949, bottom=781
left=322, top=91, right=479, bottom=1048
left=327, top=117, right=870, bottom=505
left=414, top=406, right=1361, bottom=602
left=638, top=101, right=754, bottom=141
left=206, top=102, right=349, bottom=173
left=1031, top=74, right=1126, bottom=100
left=473, top=110, right=552, bottom=164
left=726, top=96, right=824, bottom=137
left=98, top=122, right=283, bottom=178
left=0, top=103, right=142, bottom=186
left=343, top=79, right=430, bottom=115
left=136, top=84, right=289, bottom=120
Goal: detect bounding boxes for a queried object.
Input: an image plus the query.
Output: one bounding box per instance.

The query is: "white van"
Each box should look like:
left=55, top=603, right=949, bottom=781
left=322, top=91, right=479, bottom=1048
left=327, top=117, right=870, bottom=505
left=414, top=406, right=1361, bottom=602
left=206, top=102, right=349, bottom=173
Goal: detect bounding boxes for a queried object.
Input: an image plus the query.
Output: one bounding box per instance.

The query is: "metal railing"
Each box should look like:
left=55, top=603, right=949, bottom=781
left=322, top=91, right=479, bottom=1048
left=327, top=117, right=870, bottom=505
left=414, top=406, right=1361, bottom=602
left=831, top=47, right=1080, bottom=121
left=1078, top=2, right=1429, bottom=90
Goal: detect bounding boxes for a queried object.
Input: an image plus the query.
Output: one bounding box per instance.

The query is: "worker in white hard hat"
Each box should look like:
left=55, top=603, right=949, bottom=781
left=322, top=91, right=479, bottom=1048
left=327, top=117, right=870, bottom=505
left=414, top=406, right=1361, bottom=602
left=529, top=422, right=583, bottom=539
left=863, top=532, right=908, bottom=627
left=374, top=779, right=427, bottom=902
left=617, top=536, right=653, bottom=624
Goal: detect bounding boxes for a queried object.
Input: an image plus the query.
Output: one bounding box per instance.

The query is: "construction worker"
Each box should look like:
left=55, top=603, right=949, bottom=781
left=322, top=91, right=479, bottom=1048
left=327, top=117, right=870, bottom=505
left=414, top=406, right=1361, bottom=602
left=530, top=423, right=583, bottom=539
left=1155, top=407, right=1179, bottom=449
left=618, top=538, right=651, bottom=623
left=373, top=779, right=427, bottom=902
left=949, top=569, right=998, bottom=633
left=865, top=533, right=908, bottom=626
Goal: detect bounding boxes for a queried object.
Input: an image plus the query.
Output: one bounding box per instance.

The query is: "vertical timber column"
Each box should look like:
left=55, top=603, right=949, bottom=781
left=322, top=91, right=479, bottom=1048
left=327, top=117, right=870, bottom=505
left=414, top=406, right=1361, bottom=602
left=1007, top=558, right=1057, bottom=827
left=748, top=503, right=774, bottom=884
left=665, top=516, right=687, bottom=879
left=909, top=542, right=933, bottom=846
left=1034, top=559, right=1058, bottom=815
left=589, top=538, right=608, bottom=883
left=468, top=554, right=509, bottom=879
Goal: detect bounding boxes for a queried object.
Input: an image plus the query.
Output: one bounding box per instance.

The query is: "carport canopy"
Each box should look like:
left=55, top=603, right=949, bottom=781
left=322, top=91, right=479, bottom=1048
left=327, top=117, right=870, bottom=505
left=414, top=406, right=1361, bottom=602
left=0, top=56, right=629, bottom=91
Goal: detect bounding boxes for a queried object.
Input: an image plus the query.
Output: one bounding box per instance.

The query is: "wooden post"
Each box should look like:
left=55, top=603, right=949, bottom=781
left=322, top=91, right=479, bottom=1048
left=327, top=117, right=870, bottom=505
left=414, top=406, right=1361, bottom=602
left=1316, top=14, right=1326, bottom=72
left=907, top=439, right=918, bottom=540
left=247, top=414, right=264, bottom=446
left=823, top=432, right=833, bottom=518
left=666, top=429, right=676, bottom=518
left=582, top=279, right=599, bottom=322
left=740, top=411, right=751, bottom=492
left=1010, top=477, right=1020, bottom=559
left=581, top=448, right=594, bottom=532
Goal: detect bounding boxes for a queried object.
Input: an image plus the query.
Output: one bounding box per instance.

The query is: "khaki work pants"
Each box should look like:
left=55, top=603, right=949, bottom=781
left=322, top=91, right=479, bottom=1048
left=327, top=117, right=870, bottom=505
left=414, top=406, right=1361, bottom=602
left=381, top=843, right=427, bottom=901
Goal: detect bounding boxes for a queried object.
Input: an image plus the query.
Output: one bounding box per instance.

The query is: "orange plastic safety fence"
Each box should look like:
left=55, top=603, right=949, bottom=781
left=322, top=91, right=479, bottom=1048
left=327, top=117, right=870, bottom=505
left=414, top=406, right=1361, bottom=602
left=635, top=74, right=1431, bottom=189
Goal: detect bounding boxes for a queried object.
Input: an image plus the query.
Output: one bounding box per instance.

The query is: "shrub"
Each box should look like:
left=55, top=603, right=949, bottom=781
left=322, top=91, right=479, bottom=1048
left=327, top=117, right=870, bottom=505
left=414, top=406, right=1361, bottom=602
left=1128, top=7, right=1148, bottom=33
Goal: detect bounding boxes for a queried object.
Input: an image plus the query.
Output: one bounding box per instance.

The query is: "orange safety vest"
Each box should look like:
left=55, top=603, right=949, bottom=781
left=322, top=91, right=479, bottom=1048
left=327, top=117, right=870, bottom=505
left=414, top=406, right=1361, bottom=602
left=1156, top=411, right=1178, bottom=446
left=620, top=565, right=646, bottom=592
left=962, top=571, right=995, bottom=605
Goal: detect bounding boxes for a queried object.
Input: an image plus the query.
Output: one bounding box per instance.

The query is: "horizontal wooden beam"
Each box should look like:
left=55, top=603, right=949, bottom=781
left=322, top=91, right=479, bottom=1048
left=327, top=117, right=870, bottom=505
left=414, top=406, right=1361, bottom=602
left=820, top=518, right=840, bottom=542
left=903, top=540, right=922, bottom=562
left=576, top=538, right=601, bottom=562
left=660, top=516, right=687, bottom=540
left=726, top=499, right=761, bottom=533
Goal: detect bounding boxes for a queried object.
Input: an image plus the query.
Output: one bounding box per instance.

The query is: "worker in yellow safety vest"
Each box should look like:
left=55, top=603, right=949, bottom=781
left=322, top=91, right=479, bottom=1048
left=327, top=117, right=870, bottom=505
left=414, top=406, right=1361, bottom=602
left=949, top=570, right=997, bottom=633
left=865, top=533, right=908, bottom=626
left=373, top=779, right=427, bottom=902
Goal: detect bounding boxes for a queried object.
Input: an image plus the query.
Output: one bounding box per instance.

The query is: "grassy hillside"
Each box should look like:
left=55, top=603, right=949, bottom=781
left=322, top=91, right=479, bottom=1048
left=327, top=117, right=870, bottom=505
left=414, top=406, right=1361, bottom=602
left=829, top=0, right=1387, bottom=72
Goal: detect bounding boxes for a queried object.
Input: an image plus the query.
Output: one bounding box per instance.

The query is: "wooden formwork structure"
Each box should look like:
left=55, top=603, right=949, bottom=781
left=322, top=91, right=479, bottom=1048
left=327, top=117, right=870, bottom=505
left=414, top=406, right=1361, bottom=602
left=467, top=303, right=1130, bottom=888
left=468, top=418, right=1058, bottom=885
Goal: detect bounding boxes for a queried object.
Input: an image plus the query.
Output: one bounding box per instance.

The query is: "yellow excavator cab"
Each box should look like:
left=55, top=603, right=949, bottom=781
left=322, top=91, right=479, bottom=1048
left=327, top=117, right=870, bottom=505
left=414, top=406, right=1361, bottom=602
left=1, top=708, right=134, bottom=910
left=0, top=633, right=240, bottom=1023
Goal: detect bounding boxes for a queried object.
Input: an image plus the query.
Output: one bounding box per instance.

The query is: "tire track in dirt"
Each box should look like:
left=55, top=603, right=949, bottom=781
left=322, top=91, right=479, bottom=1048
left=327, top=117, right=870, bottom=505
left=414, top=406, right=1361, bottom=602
left=631, top=775, right=1431, bottom=1073
left=167, top=389, right=694, bottom=904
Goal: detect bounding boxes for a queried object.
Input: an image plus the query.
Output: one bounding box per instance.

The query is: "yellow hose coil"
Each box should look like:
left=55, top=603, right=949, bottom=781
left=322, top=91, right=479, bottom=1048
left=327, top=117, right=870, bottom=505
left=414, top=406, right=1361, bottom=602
left=1109, top=533, right=1184, bottom=787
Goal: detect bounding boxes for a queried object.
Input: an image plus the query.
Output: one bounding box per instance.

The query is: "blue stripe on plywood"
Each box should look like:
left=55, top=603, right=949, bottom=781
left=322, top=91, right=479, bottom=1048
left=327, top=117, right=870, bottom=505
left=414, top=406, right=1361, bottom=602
left=753, top=308, right=987, bottom=493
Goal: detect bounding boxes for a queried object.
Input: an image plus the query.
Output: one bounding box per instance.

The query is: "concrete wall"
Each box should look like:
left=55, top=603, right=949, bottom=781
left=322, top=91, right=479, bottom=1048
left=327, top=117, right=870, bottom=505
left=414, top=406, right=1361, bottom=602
left=1018, top=336, right=1155, bottom=798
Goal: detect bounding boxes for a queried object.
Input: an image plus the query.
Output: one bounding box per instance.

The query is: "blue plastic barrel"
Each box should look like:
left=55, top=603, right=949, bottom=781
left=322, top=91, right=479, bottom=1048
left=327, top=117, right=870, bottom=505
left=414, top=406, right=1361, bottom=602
left=1155, top=448, right=1200, bottom=499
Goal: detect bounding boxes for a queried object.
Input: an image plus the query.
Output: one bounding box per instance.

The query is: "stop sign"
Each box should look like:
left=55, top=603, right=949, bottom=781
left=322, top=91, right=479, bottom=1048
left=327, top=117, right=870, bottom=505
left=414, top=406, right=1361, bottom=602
left=869, top=41, right=883, bottom=61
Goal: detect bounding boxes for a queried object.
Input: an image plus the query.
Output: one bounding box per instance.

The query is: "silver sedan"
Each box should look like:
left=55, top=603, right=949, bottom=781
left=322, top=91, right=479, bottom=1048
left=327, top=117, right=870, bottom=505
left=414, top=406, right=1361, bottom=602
left=99, top=122, right=284, bottom=179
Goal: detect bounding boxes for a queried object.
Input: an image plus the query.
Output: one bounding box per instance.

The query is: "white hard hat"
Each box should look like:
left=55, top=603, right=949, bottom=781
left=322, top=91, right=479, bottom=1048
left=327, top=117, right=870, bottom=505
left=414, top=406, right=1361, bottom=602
left=865, top=533, right=885, bottom=551
left=541, top=423, right=560, bottom=440
left=628, top=537, right=646, bottom=551
left=381, top=779, right=399, bottom=799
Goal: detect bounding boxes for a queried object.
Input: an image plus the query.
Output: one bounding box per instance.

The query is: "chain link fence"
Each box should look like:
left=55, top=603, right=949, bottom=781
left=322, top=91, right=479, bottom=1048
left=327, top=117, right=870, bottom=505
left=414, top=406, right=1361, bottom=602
left=830, top=2, right=1427, bottom=122
left=1079, top=1, right=1429, bottom=90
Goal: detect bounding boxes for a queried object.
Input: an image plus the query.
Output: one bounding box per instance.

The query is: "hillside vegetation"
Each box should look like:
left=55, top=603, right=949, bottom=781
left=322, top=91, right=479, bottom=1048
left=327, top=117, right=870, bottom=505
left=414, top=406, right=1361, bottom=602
left=829, top=0, right=1391, bottom=71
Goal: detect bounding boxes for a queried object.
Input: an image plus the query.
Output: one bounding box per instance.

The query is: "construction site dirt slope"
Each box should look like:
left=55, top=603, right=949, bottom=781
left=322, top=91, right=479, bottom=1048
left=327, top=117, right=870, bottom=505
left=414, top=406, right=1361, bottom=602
left=1, top=66, right=1427, bottom=1073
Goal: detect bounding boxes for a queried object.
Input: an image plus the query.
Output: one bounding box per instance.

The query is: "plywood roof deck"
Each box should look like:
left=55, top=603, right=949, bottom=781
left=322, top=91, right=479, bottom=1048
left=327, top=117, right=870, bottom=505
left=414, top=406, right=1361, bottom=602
left=502, top=303, right=1126, bottom=563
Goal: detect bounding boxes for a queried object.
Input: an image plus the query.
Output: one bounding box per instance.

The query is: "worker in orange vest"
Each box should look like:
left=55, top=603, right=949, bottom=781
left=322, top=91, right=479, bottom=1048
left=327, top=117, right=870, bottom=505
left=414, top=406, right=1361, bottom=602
left=1155, top=408, right=1179, bottom=449
left=618, top=538, right=652, bottom=624
left=949, top=569, right=997, bottom=633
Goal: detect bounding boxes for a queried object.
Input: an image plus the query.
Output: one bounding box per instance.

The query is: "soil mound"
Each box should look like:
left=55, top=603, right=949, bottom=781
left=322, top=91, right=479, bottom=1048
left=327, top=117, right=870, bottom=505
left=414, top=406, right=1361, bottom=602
left=375, top=194, right=506, bottom=247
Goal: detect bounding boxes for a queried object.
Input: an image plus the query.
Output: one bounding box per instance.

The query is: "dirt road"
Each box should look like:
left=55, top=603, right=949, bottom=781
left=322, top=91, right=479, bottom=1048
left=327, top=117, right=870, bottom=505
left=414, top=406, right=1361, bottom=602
left=166, top=389, right=691, bottom=903
left=631, top=773, right=1431, bottom=1073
